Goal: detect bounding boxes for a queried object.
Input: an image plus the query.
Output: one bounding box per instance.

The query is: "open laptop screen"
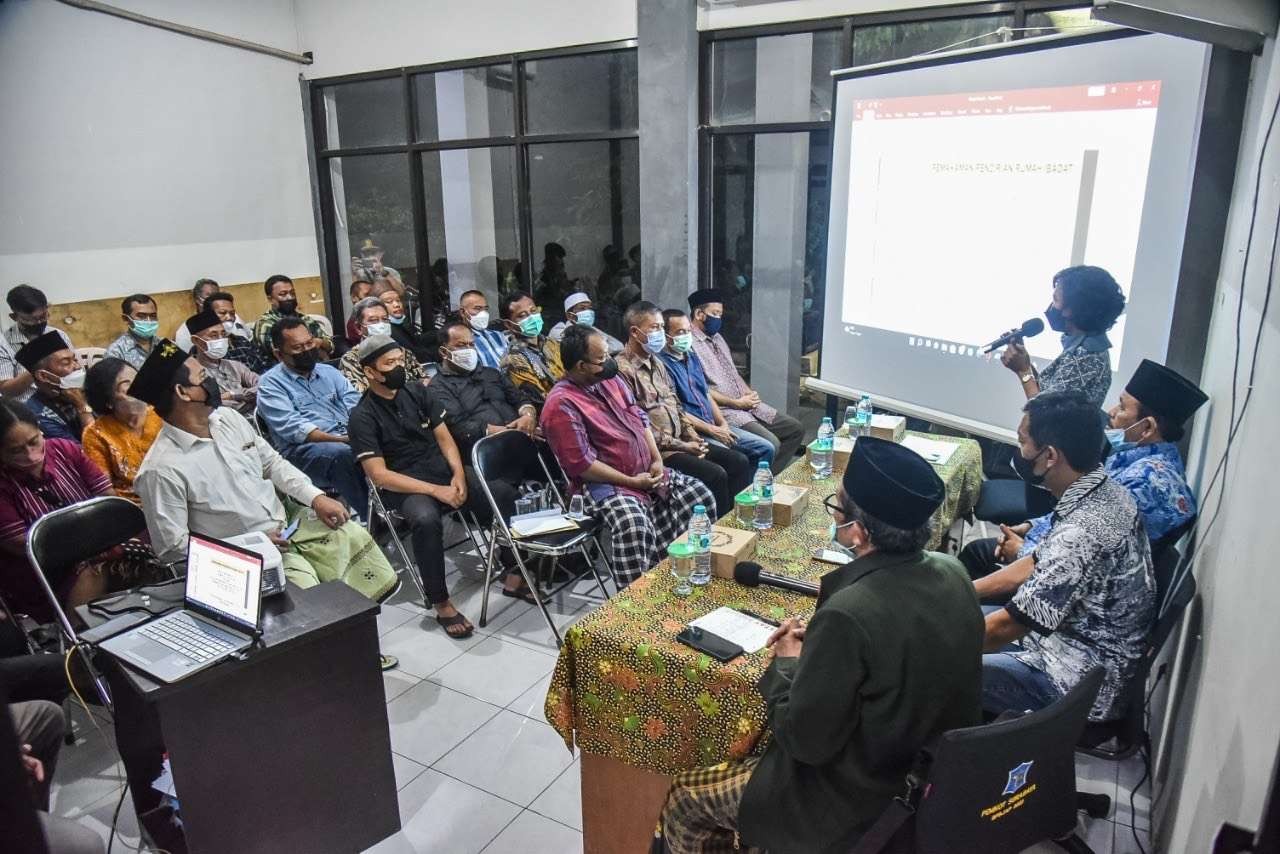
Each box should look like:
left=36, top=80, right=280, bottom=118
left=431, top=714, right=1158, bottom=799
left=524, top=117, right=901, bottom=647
left=186, top=533, right=264, bottom=632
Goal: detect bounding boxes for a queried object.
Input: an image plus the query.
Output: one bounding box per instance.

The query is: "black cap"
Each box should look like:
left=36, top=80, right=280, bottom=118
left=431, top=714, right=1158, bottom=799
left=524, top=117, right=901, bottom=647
left=688, top=289, right=726, bottom=311
left=185, top=309, right=222, bottom=336
left=1125, top=359, right=1207, bottom=426
left=127, top=339, right=191, bottom=408
left=15, top=331, right=71, bottom=373
left=843, top=436, right=945, bottom=529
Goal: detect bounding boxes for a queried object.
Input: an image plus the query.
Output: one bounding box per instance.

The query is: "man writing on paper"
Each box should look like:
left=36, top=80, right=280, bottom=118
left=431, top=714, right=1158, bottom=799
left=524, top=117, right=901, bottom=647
left=658, top=438, right=983, bottom=853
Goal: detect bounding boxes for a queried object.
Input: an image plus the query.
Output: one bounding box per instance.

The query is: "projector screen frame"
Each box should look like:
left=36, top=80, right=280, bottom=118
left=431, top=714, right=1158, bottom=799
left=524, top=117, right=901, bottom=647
left=806, top=377, right=1018, bottom=443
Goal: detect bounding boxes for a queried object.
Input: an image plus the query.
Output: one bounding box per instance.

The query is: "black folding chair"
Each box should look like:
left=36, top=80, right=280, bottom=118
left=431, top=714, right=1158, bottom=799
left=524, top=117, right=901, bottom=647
left=471, top=431, right=612, bottom=646
left=852, top=667, right=1107, bottom=854
left=26, top=496, right=151, bottom=709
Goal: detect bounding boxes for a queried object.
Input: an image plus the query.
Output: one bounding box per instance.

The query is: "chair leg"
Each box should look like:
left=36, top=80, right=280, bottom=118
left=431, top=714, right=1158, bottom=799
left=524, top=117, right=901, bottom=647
left=584, top=540, right=614, bottom=600
left=507, top=548, right=563, bottom=647
left=478, top=526, right=500, bottom=629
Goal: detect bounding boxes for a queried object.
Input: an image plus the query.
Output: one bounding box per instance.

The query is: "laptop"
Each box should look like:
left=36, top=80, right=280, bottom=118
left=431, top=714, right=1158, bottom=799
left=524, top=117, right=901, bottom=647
left=101, top=533, right=264, bottom=683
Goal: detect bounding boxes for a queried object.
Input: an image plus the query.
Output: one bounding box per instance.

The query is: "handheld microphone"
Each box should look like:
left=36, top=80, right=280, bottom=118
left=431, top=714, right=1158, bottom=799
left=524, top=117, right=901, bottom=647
left=733, top=561, right=819, bottom=598
left=983, top=318, right=1045, bottom=354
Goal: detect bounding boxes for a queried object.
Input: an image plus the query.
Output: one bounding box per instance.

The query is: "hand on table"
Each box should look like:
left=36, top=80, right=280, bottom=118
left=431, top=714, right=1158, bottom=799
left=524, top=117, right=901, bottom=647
left=766, top=617, right=806, bottom=658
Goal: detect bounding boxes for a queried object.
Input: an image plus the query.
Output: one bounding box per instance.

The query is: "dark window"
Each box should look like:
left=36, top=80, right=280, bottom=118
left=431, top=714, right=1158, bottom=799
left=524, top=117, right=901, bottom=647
left=414, top=65, right=515, bottom=142
left=320, top=78, right=407, bottom=149
left=329, top=155, right=418, bottom=312
left=523, top=51, right=639, bottom=135
left=709, top=29, right=843, bottom=126
left=851, top=14, right=1016, bottom=66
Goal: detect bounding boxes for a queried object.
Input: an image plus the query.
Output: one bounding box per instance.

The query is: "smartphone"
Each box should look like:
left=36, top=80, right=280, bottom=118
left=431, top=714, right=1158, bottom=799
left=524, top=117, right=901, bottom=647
left=281, top=518, right=302, bottom=540
left=676, top=626, right=744, bottom=663
left=812, top=547, right=852, bottom=566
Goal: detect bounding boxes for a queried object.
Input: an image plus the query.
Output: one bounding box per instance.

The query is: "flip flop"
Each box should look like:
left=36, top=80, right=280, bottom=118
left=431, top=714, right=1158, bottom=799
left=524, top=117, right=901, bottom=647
left=501, top=583, right=539, bottom=605
left=435, top=611, right=474, bottom=640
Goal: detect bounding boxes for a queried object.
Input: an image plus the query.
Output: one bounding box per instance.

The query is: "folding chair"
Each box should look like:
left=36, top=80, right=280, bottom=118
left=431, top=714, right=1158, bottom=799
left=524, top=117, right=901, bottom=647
left=851, top=668, right=1108, bottom=854
left=26, top=496, right=151, bottom=709
left=471, top=431, right=613, bottom=646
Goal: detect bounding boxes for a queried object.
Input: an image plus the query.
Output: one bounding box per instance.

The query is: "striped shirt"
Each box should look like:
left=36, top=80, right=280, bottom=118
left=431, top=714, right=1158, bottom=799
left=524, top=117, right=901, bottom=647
left=473, top=327, right=510, bottom=370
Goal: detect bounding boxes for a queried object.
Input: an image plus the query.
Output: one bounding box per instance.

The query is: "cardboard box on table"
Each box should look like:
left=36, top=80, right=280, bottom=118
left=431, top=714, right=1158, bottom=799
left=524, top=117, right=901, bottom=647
left=734, top=484, right=810, bottom=528
left=807, top=436, right=855, bottom=472
left=869, top=414, right=907, bottom=443
left=707, top=525, right=757, bottom=579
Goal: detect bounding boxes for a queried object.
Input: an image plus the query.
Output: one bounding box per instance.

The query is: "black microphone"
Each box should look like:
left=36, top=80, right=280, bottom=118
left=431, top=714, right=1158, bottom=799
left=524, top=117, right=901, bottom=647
left=734, top=561, right=819, bottom=598
left=982, top=317, right=1045, bottom=354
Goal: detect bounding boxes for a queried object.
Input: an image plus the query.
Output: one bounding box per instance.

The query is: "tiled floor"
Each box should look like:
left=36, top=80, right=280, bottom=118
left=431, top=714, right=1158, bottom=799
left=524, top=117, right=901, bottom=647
left=47, top=521, right=1153, bottom=854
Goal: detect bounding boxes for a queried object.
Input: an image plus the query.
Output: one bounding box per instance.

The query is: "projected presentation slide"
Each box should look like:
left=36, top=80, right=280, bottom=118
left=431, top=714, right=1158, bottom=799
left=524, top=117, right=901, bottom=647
left=843, top=81, right=1159, bottom=368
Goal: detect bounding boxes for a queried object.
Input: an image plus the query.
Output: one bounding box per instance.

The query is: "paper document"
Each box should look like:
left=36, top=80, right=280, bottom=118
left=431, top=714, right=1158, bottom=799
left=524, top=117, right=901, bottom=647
left=510, top=514, right=579, bottom=539
left=690, top=607, right=778, bottom=654
left=901, top=435, right=958, bottom=466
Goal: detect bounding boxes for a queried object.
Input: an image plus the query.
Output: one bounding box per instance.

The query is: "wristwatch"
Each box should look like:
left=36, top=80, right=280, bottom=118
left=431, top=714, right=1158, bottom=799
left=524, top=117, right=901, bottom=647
left=1019, top=372, right=1035, bottom=385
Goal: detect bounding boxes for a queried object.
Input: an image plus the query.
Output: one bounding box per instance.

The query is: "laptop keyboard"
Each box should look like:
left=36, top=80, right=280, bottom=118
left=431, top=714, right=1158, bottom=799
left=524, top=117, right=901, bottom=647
left=141, top=613, right=236, bottom=662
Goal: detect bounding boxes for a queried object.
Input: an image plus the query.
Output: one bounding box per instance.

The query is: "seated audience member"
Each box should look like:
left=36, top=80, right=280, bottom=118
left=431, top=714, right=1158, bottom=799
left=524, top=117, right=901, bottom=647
left=16, top=332, right=94, bottom=442
left=541, top=325, right=715, bottom=586
left=339, top=297, right=427, bottom=393
left=962, top=359, right=1207, bottom=583
left=659, top=438, right=983, bottom=853
left=174, top=278, right=237, bottom=351
left=10, top=697, right=107, bottom=854
left=345, top=274, right=374, bottom=346
left=687, top=289, right=806, bottom=471
left=375, top=283, right=434, bottom=361
left=349, top=336, right=533, bottom=638
left=253, top=274, right=334, bottom=364
left=0, top=284, right=74, bottom=401
left=616, top=301, right=750, bottom=517
left=203, top=291, right=269, bottom=373
left=1000, top=265, right=1127, bottom=408
left=457, top=289, right=509, bottom=369
left=257, top=318, right=367, bottom=518
left=547, top=291, right=624, bottom=354
left=979, top=391, right=1155, bottom=721
left=428, top=319, right=539, bottom=460
left=185, top=310, right=260, bottom=415
left=129, top=341, right=399, bottom=620
left=499, top=290, right=563, bottom=407
left=80, top=358, right=162, bottom=506
left=104, top=294, right=159, bottom=370
left=0, top=400, right=126, bottom=623
left=660, top=308, right=774, bottom=470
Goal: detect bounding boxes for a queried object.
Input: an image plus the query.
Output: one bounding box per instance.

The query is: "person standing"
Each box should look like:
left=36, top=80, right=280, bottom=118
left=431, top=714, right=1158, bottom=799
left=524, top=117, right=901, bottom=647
left=687, top=289, right=806, bottom=472
left=104, top=294, right=160, bottom=369
left=252, top=274, right=333, bottom=365
left=0, top=285, right=74, bottom=401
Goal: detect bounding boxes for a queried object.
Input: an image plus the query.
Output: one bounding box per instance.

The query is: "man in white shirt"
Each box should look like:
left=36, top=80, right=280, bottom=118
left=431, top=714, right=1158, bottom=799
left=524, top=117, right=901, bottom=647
left=130, top=340, right=401, bottom=667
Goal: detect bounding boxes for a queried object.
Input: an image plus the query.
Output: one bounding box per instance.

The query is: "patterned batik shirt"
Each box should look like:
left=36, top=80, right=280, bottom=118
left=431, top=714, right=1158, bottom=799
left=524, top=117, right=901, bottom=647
left=1037, top=332, right=1112, bottom=409
left=1007, top=467, right=1155, bottom=720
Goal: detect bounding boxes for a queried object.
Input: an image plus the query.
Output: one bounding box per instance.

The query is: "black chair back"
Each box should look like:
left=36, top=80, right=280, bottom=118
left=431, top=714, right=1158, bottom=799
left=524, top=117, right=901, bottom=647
left=911, top=668, right=1105, bottom=854
left=27, top=496, right=147, bottom=593
left=471, top=429, right=555, bottom=495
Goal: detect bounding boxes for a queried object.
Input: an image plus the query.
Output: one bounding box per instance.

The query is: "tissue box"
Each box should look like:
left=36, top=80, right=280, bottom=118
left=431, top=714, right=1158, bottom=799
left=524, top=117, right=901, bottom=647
left=807, top=436, right=854, bottom=473
left=870, top=414, right=907, bottom=443
left=708, top=525, right=758, bottom=579
left=737, top=483, right=810, bottom=528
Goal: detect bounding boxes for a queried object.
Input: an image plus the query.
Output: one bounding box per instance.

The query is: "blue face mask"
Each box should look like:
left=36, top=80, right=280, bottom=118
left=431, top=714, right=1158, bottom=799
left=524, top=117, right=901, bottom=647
left=1105, top=421, right=1146, bottom=453
left=702, top=315, right=723, bottom=337
left=828, top=519, right=856, bottom=552
left=643, top=328, right=666, bottom=355
left=131, top=319, right=160, bottom=339
left=573, top=309, right=595, bottom=328
left=803, top=297, right=814, bottom=311
left=735, top=275, right=748, bottom=291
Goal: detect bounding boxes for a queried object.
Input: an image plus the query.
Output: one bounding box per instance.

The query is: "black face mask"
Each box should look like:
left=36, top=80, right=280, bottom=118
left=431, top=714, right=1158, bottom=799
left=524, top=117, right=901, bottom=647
left=277, top=299, right=299, bottom=316
left=289, top=348, right=321, bottom=374
left=18, top=321, right=46, bottom=338
left=1045, top=304, right=1068, bottom=333
left=1012, top=446, right=1049, bottom=486
left=186, top=376, right=222, bottom=410
left=593, top=357, right=619, bottom=382
left=380, top=365, right=407, bottom=390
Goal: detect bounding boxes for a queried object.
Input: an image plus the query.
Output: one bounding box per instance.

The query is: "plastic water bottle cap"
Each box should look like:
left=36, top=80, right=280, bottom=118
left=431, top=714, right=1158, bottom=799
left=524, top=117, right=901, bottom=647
left=757, top=461, right=769, bottom=469
left=694, top=504, right=705, bottom=513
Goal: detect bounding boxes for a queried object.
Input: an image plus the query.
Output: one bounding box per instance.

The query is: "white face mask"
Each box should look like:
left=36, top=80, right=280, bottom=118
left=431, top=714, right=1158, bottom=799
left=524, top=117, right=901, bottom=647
left=468, top=310, right=490, bottom=332
left=450, top=347, right=479, bottom=372
left=202, top=337, right=230, bottom=360
left=366, top=321, right=391, bottom=337
left=60, top=368, right=86, bottom=390
left=221, top=320, right=237, bottom=335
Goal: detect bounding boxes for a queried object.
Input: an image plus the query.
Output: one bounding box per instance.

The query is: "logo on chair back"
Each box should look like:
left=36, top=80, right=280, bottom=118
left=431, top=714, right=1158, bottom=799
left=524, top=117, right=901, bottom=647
left=1003, top=760, right=1033, bottom=796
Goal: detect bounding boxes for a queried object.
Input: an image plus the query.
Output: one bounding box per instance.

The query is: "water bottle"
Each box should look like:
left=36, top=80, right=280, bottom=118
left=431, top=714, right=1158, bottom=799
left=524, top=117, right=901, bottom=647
left=856, top=395, right=873, bottom=438
left=688, top=505, right=713, bottom=585
left=752, top=462, right=775, bottom=529
left=812, top=417, right=835, bottom=479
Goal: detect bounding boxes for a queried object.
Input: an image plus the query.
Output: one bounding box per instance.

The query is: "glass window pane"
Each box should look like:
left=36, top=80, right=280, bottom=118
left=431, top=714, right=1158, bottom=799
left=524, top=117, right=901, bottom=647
left=328, top=155, right=418, bottom=321
left=1025, top=8, right=1108, bottom=37
left=523, top=50, right=638, bottom=135
left=421, top=147, right=521, bottom=322
left=852, top=15, right=1015, bottom=66
left=709, top=30, right=842, bottom=126
left=527, top=139, right=639, bottom=339
left=414, top=65, right=515, bottom=142
left=321, top=77, right=406, bottom=149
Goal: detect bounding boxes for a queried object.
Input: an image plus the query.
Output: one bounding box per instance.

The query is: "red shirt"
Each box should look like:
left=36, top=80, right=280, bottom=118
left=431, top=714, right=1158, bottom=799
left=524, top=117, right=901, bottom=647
left=540, top=377, right=655, bottom=503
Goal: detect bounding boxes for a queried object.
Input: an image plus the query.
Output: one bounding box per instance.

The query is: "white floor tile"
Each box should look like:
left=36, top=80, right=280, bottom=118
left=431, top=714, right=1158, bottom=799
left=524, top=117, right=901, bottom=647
left=530, top=759, right=582, bottom=831
left=1075, top=752, right=1120, bottom=808
left=482, top=809, right=582, bottom=854
left=487, top=597, right=587, bottom=654
left=1112, top=818, right=1150, bottom=853
left=48, top=731, right=125, bottom=818
left=1114, top=755, right=1150, bottom=830
left=429, top=636, right=556, bottom=707
left=378, top=603, right=417, bottom=637
left=386, top=681, right=501, bottom=766
left=392, top=752, right=428, bottom=792
left=379, top=616, right=483, bottom=679
left=434, top=710, right=576, bottom=807
left=383, top=669, right=422, bottom=704
left=68, top=786, right=142, bottom=849
left=369, top=768, right=520, bottom=854
left=507, top=673, right=554, bottom=724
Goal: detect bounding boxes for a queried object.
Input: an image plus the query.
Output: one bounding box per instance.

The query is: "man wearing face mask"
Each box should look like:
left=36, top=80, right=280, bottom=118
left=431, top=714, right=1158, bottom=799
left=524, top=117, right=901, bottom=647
left=456, top=289, right=509, bottom=369
left=104, top=294, right=160, bottom=370
left=131, top=340, right=399, bottom=669
left=256, top=317, right=367, bottom=519
left=658, top=437, right=982, bottom=854
left=499, top=291, right=563, bottom=407
left=547, top=291, right=624, bottom=354
left=687, top=289, right=806, bottom=472
left=960, top=360, right=1206, bottom=585
left=541, top=325, right=714, bottom=587
left=339, top=297, right=427, bottom=393
left=977, top=391, right=1154, bottom=722
left=200, top=292, right=269, bottom=373
left=253, top=274, right=334, bottom=365
left=16, top=332, right=94, bottom=442
left=0, top=285, right=74, bottom=401
left=184, top=310, right=260, bottom=415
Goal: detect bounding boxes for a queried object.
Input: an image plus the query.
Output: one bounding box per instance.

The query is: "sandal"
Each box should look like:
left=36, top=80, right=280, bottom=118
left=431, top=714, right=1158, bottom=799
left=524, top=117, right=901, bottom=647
left=435, top=611, right=475, bottom=640
left=501, top=583, right=539, bottom=605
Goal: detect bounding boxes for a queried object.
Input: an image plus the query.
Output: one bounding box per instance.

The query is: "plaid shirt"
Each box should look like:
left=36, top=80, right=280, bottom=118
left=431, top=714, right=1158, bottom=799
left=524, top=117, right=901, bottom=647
left=690, top=326, right=776, bottom=428
left=616, top=349, right=697, bottom=453
left=540, top=376, right=654, bottom=503
left=0, top=325, right=73, bottom=402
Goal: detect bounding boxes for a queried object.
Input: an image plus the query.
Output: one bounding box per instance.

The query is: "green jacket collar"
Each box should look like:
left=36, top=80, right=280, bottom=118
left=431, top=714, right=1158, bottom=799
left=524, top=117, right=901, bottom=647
left=817, top=550, right=925, bottom=608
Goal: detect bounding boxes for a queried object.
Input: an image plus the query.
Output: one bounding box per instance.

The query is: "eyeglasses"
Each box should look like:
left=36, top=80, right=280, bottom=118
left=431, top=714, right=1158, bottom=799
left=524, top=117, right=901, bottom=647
left=822, top=493, right=844, bottom=518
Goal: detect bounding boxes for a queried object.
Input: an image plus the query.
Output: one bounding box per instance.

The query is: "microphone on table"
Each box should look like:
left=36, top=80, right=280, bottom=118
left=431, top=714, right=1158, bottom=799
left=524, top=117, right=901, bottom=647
left=734, top=561, right=819, bottom=598
left=982, top=317, right=1045, bottom=354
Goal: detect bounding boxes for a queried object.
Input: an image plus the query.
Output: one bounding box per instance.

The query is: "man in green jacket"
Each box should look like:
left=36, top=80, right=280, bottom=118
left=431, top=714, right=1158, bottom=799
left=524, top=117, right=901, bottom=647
left=659, top=437, right=984, bottom=854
